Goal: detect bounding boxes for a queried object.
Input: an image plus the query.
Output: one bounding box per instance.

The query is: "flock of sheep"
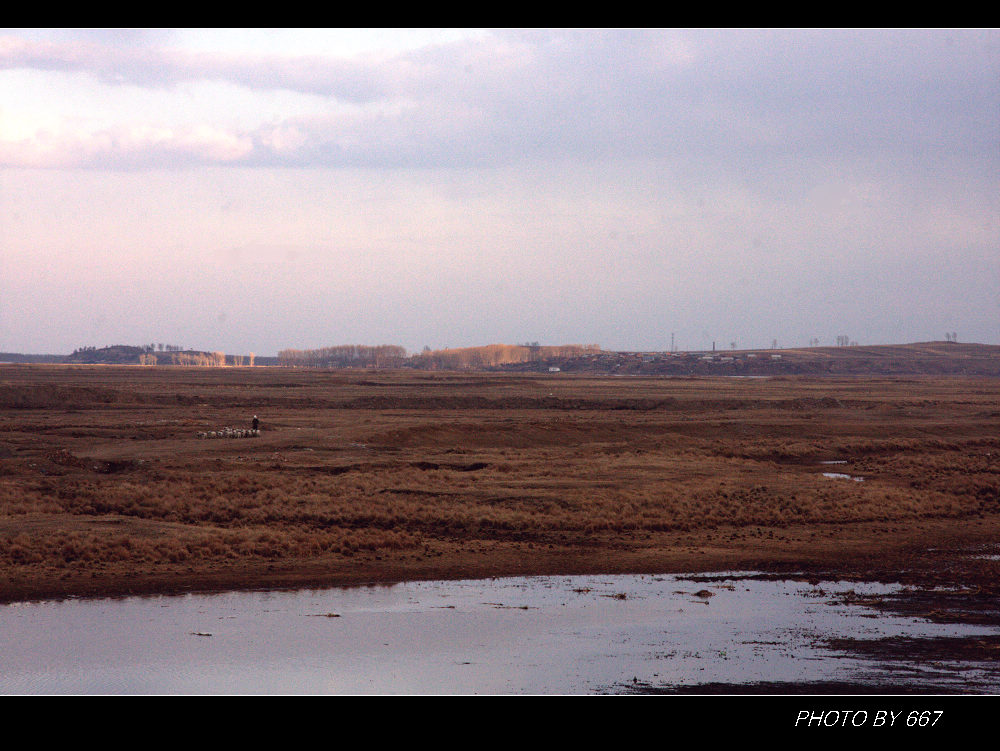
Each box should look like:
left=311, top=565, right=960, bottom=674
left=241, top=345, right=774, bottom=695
left=198, top=427, right=261, bottom=439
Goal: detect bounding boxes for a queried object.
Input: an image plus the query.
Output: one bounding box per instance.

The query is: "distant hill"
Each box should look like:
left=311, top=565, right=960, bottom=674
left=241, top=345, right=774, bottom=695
left=1, top=346, right=277, bottom=367
left=493, top=341, right=1000, bottom=377
left=66, top=345, right=152, bottom=364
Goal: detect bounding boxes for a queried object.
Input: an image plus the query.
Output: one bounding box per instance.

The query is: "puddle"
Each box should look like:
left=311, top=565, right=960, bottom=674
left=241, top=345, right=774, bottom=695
left=817, top=460, right=864, bottom=481
left=822, top=472, right=865, bottom=481
left=0, top=572, right=996, bottom=694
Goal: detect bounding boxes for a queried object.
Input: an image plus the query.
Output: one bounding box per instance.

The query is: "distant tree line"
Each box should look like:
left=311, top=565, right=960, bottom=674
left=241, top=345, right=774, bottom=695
left=69, top=345, right=230, bottom=366
left=168, top=351, right=227, bottom=367
left=63, top=342, right=602, bottom=370
left=275, top=343, right=601, bottom=370
left=134, top=343, right=187, bottom=353
left=277, top=344, right=408, bottom=368
left=410, top=343, right=601, bottom=370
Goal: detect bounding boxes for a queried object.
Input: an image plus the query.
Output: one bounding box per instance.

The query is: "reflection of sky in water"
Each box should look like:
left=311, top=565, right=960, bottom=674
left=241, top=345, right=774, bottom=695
left=0, top=573, right=996, bottom=694
left=822, top=472, right=865, bottom=481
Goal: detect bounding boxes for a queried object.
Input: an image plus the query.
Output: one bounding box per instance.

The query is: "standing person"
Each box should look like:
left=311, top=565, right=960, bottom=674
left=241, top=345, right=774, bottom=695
left=252, top=415, right=259, bottom=431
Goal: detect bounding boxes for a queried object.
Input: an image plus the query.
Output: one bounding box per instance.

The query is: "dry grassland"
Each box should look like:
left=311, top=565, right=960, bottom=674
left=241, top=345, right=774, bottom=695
left=1, top=364, right=998, bottom=602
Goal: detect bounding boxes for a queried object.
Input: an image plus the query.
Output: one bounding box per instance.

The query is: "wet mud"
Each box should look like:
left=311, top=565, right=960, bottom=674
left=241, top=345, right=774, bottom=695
left=621, top=550, right=1000, bottom=694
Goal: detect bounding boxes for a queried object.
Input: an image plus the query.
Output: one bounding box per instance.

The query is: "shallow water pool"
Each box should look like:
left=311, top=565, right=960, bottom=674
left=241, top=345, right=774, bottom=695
left=0, top=572, right=996, bottom=694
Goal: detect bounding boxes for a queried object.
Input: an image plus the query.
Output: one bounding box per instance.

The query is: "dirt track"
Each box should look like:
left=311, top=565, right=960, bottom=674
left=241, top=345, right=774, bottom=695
left=1, top=364, right=998, bottom=606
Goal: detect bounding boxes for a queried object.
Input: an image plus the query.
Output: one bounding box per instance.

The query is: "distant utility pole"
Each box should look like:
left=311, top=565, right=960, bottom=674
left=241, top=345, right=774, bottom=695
left=671, top=332, right=674, bottom=353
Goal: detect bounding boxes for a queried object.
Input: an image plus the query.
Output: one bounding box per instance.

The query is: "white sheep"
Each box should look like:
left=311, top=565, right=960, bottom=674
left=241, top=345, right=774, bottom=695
left=199, top=426, right=261, bottom=439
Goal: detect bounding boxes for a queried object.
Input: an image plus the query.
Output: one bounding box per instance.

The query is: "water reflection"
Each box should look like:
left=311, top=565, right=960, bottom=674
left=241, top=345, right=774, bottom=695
left=821, top=472, right=865, bottom=481
left=0, top=572, right=995, bottom=694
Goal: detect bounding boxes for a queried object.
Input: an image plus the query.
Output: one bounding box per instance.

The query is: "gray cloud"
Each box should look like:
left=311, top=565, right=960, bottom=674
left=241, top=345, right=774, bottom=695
left=2, top=29, right=995, bottom=174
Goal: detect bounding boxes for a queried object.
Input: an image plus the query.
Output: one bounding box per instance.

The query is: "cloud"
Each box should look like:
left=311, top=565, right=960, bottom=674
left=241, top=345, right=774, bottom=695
left=1, top=29, right=996, bottom=174
left=0, top=120, right=255, bottom=168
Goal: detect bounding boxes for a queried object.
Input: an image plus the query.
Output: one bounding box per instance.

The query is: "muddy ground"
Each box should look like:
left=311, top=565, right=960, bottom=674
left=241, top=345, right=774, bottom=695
left=1, top=364, right=998, bottom=692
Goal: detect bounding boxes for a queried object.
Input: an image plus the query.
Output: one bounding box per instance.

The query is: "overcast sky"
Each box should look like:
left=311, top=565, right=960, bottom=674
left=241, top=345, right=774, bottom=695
left=1, top=28, right=997, bottom=356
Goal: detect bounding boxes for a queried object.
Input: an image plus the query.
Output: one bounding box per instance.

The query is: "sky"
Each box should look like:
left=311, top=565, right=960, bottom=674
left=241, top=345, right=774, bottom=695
left=0, top=28, right=997, bottom=356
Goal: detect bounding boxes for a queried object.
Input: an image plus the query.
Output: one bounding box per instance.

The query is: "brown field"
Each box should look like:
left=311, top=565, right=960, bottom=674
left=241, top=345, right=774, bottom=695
left=1, top=363, right=999, bottom=605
